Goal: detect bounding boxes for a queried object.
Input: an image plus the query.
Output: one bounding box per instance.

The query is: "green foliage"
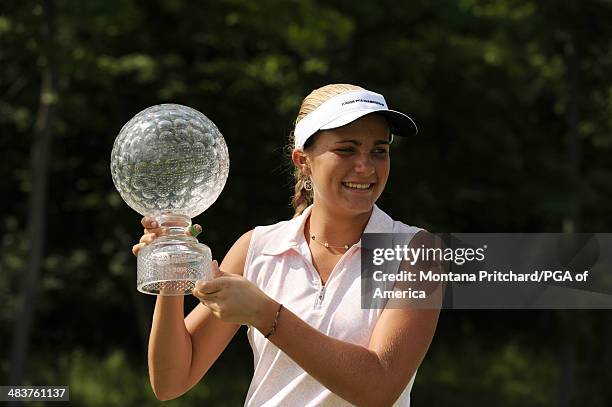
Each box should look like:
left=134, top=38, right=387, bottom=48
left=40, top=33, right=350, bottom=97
left=14, top=348, right=250, bottom=406
left=416, top=340, right=558, bottom=406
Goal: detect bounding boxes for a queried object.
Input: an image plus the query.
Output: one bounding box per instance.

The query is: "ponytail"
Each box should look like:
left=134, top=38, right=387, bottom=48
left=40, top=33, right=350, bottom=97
left=288, top=84, right=364, bottom=217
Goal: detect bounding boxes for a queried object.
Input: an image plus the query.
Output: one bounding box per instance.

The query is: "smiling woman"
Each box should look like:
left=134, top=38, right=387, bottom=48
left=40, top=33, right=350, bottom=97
left=134, top=83, right=440, bottom=407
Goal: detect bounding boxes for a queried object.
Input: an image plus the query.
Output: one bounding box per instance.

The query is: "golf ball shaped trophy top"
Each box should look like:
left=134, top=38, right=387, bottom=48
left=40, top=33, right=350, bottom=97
left=110, top=104, right=229, bottom=295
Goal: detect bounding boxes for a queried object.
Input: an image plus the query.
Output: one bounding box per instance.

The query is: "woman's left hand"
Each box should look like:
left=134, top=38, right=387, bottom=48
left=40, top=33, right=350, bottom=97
left=192, top=260, right=276, bottom=329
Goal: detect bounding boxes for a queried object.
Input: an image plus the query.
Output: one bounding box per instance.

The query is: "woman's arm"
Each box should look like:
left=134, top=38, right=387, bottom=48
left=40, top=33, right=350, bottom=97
left=261, top=232, right=444, bottom=406
left=147, top=295, right=195, bottom=400
left=254, top=231, right=443, bottom=406
left=256, top=300, right=440, bottom=407
left=146, top=227, right=253, bottom=401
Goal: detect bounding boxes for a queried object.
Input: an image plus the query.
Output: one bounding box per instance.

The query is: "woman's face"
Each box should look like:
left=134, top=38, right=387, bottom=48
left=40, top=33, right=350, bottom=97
left=296, top=113, right=391, bottom=215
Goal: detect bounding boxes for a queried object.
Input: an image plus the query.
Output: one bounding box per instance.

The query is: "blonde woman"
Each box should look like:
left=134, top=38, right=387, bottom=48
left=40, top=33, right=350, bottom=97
left=133, top=84, right=440, bottom=406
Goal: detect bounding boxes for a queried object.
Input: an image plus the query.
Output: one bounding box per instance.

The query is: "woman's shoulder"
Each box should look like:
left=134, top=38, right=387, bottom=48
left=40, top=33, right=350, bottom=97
left=247, top=215, right=306, bottom=257
left=390, top=219, right=442, bottom=250
left=375, top=206, right=439, bottom=248
left=251, top=214, right=304, bottom=238
left=374, top=205, right=424, bottom=235
left=392, top=219, right=424, bottom=235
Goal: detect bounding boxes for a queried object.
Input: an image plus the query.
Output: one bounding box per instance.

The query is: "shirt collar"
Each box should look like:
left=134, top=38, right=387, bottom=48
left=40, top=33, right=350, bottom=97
left=260, top=205, right=311, bottom=256
left=260, top=204, right=395, bottom=256
left=359, top=204, right=395, bottom=249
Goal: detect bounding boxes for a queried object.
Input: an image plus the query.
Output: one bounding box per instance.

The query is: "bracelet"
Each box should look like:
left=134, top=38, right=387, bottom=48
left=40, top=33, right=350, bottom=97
left=264, top=303, right=283, bottom=339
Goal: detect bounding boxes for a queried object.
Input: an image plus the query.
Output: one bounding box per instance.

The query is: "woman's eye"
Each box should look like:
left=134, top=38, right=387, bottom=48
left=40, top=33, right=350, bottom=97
left=336, top=148, right=354, bottom=153
left=373, top=148, right=389, bottom=155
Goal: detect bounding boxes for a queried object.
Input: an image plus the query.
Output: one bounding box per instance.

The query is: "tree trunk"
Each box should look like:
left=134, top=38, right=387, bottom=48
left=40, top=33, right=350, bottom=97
left=558, top=341, right=576, bottom=407
left=562, top=38, right=581, bottom=234
left=9, top=0, right=57, bottom=394
left=558, top=31, right=580, bottom=407
left=604, top=314, right=612, bottom=401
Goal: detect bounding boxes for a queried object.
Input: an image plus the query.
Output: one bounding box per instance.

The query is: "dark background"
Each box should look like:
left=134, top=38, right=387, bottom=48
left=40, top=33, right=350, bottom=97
left=2, top=0, right=612, bottom=405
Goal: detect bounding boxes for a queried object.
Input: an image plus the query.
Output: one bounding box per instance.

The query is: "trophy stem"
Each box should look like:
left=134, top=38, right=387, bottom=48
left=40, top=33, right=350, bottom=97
left=157, top=213, right=191, bottom=236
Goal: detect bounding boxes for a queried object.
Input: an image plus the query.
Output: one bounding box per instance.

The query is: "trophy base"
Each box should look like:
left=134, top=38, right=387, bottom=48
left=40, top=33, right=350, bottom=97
left=137, top=234, right=212, bottom=296
left=139, top=279, right=199, bottom=296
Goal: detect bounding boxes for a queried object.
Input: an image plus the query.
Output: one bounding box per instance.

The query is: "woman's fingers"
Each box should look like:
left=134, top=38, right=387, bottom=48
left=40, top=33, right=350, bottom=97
left=141, top=217, right=168, bottom=236
left=139, top=233, right=157, bottom=244
left=136, top=218, right=202, bottom=258
left=141, top=217, right=158, bottom=229
left=201, top=299, right=220, bottom=313
left=143, top=224, right=198, bottom=237
left=195, top=278, right=225, bottom=294
left=132, top=242, right=146, bottom=256
left=195, top=291, right=217, bottom=301
left=144, top=226, right=166, bottom=236
left=194, top=287, right=221, bottom=299
left=141, top=217, right=201, bottom=237
left=193, top=289, right=222, bottom=314
left=186, top=224, right=202, bottom=237
left=134, top=218, right=162, bottom=257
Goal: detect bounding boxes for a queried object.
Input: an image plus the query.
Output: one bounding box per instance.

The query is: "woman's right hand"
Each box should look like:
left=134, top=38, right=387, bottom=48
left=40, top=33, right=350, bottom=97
left=132, top=217, right=202, bottom=256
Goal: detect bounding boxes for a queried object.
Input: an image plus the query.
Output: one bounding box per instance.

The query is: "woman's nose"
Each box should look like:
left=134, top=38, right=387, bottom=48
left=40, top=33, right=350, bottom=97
left=354, top=153, right=375, bottom=175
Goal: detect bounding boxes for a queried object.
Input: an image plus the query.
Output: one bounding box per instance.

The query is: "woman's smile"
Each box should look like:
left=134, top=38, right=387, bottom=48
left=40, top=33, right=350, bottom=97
left=341, top=181, right=375, bottom=191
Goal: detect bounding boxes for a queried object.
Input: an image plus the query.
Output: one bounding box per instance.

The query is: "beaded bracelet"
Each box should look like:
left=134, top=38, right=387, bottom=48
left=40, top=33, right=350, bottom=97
left=264, top=303, right=283, bottom=339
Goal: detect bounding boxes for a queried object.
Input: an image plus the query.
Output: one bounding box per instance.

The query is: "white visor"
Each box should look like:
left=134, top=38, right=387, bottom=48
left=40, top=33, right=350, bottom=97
left=294, top=89, right=417, bottom=149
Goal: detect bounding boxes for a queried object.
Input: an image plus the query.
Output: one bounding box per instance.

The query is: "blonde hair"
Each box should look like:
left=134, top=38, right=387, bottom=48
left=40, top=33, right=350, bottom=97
left=289, top=84, right=364, bottom=217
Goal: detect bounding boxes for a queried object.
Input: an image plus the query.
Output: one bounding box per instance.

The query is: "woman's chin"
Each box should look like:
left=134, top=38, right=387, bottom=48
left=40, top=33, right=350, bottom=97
left=337, top=196, right=377, bottom=214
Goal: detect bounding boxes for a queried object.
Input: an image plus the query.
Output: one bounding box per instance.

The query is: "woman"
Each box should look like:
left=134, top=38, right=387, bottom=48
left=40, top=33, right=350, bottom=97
left=133, top=84, right=440, bottom=406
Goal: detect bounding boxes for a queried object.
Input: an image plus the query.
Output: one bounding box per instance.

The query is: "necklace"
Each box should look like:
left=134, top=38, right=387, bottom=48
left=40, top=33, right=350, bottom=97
left=310, top=234, right=353, bottom=250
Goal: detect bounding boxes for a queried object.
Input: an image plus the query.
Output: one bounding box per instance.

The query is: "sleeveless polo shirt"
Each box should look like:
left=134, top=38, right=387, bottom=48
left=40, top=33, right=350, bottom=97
left=243, top=204, right=422, bottom=406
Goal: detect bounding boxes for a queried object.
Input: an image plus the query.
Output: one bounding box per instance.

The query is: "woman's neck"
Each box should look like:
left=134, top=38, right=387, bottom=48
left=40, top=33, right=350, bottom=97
left=305, top=203, right=373, bottom=248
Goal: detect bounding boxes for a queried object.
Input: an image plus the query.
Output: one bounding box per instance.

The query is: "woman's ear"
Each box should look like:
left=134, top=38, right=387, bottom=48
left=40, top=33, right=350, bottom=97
left=291, top=149, right=310, bottom=175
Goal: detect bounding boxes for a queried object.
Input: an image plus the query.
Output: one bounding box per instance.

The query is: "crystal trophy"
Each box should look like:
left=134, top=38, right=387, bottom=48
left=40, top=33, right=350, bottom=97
left=110, top=104, right=229, bottom=295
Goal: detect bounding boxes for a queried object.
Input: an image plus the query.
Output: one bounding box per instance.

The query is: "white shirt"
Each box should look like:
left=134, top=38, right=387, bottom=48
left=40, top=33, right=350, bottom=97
left=243, top=204, right=422, bottom=406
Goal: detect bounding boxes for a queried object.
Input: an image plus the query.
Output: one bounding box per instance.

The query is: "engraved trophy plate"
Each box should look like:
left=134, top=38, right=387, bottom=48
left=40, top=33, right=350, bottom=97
left=110, top=104, right=229, bottom=295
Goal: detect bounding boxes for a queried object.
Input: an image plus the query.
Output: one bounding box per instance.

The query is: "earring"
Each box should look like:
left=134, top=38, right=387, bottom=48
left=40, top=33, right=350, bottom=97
left=304, top=177, right=313, bottom=191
